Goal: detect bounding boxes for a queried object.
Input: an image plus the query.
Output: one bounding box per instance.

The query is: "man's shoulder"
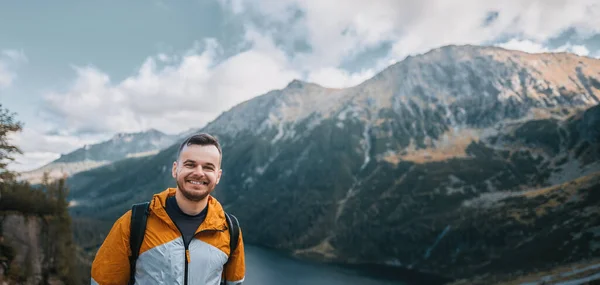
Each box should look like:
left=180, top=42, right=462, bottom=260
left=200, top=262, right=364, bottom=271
left=108, top=207, right=134, bottom=232
left=106, top=202, right=152, bottom=238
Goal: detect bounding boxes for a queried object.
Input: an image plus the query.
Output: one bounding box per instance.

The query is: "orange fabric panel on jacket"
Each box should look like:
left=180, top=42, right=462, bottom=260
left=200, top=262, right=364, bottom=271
left=90, top=210, right=133, bottom=285
left=138, top=212, right=181, bottom=255
left=224, top=229, right=246, bottom=282
left=195, top=229, right=230, bottom=256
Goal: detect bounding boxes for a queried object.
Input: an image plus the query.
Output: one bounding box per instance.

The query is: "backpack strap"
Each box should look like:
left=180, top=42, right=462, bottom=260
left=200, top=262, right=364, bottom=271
left=224, top=212, right=240, bottom=256
left=221, top=211, right=240, bottom=284
left=128, top=202, right=150, bottom=285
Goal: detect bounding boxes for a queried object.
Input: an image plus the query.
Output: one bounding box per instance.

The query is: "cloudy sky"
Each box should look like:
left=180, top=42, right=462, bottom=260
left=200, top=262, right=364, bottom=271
left=1, top=0, right=600, bottom=172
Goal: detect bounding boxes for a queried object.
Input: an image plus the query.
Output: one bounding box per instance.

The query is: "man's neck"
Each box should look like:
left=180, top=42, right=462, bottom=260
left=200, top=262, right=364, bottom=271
left=174, top=190, right=208, bottom=216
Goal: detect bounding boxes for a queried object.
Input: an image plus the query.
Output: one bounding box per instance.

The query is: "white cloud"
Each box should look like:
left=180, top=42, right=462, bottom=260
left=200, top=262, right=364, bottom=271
left=558, top=43, right=590, bottom=56
left=0, top=49, right=27, bottom=88
left=497, top=39, right=550, bottom=54
left=388, top=0, right=600, bottom=60
left=307, top=67, right=376, bottom=89
left=219, top=0, right=600, bottom=64
left=42, top=37, right=300, bottom=136
left=217, top=0, right=245, bottom=14
left=496, top=39, right=592, bottom=57
left=0, top=62, right=13, bottom=88
left=7, top=152, right=61, bottom=172
left=8, top=127, right=102, bottom=155
left=6, top=125, right=108, bottom=172
left=2, top=50, right=28, bottom=63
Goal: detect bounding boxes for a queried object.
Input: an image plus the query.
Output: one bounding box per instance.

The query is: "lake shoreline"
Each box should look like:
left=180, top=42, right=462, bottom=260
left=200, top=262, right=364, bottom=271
left=245, top=243, right=453, bottom=285
left=332, top=263, right=454, bottom=285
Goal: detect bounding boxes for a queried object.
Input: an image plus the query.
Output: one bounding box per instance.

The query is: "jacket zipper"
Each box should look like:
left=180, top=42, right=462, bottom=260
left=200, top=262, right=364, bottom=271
left=165, top=207, right=226, bottom=285
left=181, top=228, right=225, bottom=285
left=184, top=245, right=189, bottom=285
left=170, top=222, right=189, bottom=285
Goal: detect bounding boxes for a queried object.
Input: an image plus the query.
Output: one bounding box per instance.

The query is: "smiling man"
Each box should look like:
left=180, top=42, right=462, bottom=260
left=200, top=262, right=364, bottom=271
left=91, top=133, right=245, bottom=285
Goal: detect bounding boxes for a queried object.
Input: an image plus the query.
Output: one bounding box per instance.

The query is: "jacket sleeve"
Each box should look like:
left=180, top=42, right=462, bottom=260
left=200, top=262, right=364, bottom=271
left=91, top=210, right=132, bottom=285
left=224, top=228, right=245, bottom=285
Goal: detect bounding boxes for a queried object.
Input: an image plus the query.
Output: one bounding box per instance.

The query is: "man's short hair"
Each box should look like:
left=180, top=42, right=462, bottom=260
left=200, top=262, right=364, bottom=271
left=177, top=133, right=222, bottom=162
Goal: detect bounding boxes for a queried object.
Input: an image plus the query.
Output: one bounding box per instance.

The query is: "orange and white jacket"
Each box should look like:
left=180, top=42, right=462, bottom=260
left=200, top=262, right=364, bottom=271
left=91, top=188, right=245, bottom=285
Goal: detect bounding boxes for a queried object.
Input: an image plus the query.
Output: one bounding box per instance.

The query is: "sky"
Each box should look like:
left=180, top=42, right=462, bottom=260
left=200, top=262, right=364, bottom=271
left=1, top=0, right=600, bottom=172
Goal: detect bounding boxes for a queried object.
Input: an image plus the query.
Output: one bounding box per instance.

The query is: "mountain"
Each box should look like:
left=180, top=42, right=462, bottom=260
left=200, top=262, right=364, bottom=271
left=18, top=129, right=178, bottom=184
left=67, top=45, right=600, bottom=283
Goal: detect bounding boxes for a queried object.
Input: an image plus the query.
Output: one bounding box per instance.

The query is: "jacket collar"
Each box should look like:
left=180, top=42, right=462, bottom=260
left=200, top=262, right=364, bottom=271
left=149, top=188, right=228, bottom=233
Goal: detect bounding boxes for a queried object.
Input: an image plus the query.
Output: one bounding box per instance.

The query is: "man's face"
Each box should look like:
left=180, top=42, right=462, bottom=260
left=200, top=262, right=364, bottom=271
left=172, top=144, right=222, bottom=202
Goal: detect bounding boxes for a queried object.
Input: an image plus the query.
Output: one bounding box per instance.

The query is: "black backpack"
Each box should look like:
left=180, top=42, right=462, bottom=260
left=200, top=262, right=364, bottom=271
left=127, top=202, right=240, bottom=285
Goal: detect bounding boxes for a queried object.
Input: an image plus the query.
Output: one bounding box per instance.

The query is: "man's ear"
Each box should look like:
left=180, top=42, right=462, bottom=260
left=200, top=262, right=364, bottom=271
left=216, top=169, right=222, bottom=184
left=172, top=161, right=178, bottom=179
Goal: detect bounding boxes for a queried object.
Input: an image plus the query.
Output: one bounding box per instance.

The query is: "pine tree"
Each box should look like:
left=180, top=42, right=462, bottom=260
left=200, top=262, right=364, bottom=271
left=0, top=104, right=23, bottom=182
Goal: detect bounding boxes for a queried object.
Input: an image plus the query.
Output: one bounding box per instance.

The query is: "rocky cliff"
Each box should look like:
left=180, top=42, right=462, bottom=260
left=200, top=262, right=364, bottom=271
left=67, top=45, right=600, bottom=283
left=0, top=213, right=81, bottom=285
left=1, top=215, right=56, bottom=285
left=0, top=178, right=81, bottom=285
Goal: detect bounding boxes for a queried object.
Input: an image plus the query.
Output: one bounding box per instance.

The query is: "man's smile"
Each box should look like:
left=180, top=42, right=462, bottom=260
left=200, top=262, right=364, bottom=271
left=187, top=179, right=209, bottom=186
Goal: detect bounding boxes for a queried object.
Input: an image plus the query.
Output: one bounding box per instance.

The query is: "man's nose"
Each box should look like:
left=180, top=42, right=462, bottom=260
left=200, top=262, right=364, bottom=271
left=193, top=166, right=205, bottom=176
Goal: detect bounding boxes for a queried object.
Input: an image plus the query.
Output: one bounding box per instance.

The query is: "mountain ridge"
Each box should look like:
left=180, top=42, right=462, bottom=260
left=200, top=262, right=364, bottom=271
left=17, top=128, right=179, bottom=184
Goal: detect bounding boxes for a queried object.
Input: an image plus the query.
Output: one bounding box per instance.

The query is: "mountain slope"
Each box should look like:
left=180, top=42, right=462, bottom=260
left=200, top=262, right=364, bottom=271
left=55, top=128, right=176, bottom=163
left=67, top=45, right=600, bottom=281
left=18, top=129, right=177, bottom=184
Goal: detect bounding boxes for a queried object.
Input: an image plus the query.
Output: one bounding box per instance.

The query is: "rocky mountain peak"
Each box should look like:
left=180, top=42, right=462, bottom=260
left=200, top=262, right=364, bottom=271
left=111, top=128, right=166, bottom=140
left=205, top=45, right=600, bottom=155
left=285, top=79, right=309, bottom=89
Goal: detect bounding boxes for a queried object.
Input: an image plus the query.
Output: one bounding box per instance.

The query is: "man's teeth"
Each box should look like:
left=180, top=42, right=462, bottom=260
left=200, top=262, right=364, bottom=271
left=189, top=180, right=207, bottom=185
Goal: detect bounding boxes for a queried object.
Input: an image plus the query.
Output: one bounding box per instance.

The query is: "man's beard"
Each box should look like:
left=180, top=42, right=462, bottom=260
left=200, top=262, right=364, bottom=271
left=176, top=178, right=211, bottom=202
